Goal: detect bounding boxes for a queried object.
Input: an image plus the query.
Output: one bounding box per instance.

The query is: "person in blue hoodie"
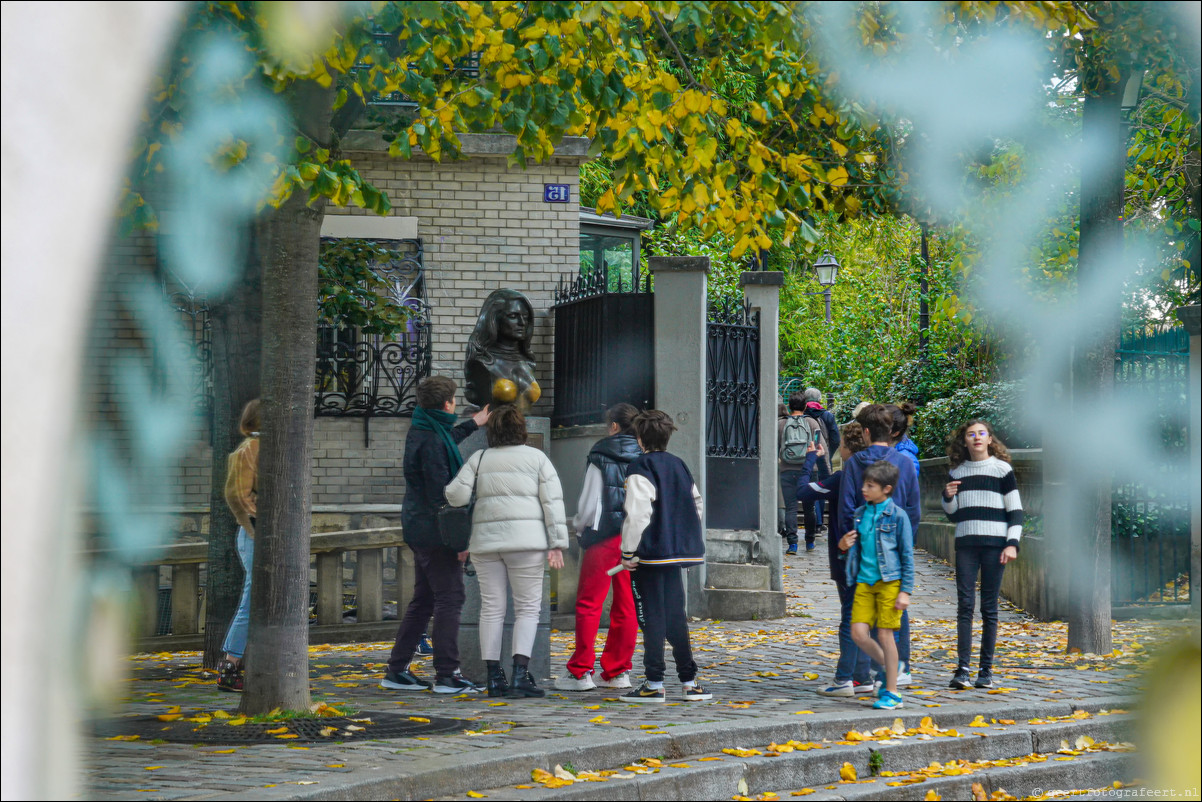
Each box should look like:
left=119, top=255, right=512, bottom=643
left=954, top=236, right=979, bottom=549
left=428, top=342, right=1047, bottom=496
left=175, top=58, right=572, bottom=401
left=797, top=421, right=874, bottom=697
left=886, top=402, right=920, bottom=479
left=840, top=404, right=919, bottom=687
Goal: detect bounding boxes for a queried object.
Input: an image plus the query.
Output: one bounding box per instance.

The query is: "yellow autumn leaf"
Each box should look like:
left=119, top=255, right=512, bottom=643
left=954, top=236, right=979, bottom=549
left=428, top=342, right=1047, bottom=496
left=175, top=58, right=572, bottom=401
left=1075, top=735, right=1095, bottom=750
left=105, top=735, right=140, bottom=741
left=264, top=726, right=289, bottom=734
left=275, top=733, right=299, bottom=739
left=531, top=768, right=553, bottom=782
left=968, top=715, right=988, bottom=727
left=409, top=717, right=430, bottom=723
left=803, top=672, right=819, bottom=680
left=839, top=762, right=857, bottom=781
left=971, top=781, right=987, bottom=800
left=156, top=714, right=183, bottom=722
left=791, top=791, right=815, bottom=797
left=924, top=792, right=942, bottom=801
left=466, top=793, right=486, bottom=799
left=827, top=166, right=849, bottom=187
left=319, top=727, right=338, bottom=737
left=589, top=715, right=608, bottom=723
left=210, top=749, right=236, bottom=754
left=345, top=725, right=365, bottom=732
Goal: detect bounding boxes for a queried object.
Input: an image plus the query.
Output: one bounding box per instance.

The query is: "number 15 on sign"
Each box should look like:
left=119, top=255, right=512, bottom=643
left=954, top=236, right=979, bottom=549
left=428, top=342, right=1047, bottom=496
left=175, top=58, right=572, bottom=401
left=544, top=184, right=569, bottom=203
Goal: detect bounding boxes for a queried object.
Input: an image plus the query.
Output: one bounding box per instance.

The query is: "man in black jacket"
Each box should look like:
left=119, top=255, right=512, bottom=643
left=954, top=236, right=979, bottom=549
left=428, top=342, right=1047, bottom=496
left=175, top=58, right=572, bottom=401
left=381, top=376, right=490, bottom=694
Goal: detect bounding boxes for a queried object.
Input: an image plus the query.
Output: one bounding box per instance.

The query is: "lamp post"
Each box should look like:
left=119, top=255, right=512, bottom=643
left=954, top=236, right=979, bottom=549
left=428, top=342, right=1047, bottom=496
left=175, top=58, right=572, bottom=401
left=812, top=251, right=840, bottom=323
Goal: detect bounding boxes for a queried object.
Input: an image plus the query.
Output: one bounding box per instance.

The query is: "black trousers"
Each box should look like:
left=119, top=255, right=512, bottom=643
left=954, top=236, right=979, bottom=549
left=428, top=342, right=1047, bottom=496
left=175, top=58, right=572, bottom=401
left=631, top=564, right=698, bottom=683
left=388, top=545, right=465, bottom=677
left=779, top=469, right=815, bottom=546
left=955, top=544, right=1007, bottom=671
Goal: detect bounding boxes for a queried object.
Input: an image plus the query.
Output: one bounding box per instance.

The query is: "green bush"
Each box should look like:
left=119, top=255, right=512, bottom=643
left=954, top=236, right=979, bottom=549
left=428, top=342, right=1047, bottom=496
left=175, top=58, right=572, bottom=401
left=910, top=380, right=1037, bottom=457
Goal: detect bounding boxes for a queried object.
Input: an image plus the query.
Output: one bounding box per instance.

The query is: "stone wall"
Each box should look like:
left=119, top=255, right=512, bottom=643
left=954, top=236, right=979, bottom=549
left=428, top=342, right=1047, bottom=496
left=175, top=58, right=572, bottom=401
left=93, top=133, right=589, bottom=514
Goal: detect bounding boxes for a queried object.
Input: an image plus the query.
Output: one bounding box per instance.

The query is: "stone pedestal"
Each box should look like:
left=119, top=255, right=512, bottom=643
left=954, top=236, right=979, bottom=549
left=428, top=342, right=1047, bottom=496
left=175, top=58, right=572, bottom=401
left=454, top=415, right=554, bottom=680
left=648, top=256, right=710, bottom=616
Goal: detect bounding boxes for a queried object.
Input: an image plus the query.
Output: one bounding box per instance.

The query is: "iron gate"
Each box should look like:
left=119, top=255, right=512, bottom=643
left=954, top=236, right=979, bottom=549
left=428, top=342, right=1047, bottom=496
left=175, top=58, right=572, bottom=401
left=706, top=297, right=760, bottom=530
left=1112, top=326, right=1191, bottom=606
left=551, top=268, right=654, bottom=427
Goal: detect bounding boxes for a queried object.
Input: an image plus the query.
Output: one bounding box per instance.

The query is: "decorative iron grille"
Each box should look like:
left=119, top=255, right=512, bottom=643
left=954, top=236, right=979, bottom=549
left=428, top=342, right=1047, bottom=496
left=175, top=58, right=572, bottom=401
left=551, top=267, right=654, bottom=427
left=166, top=286, right=214, bottom=421
left=1111, top=325, right=1191, bottom=606
left=314, top=238, right=431, bottom=417
left=706, top=297, right=760, bottom=459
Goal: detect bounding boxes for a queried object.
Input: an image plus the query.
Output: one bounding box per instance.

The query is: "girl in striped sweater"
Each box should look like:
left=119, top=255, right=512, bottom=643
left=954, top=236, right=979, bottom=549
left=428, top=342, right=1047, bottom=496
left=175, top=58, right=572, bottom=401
left=942, top=419, right=1023, bottom=690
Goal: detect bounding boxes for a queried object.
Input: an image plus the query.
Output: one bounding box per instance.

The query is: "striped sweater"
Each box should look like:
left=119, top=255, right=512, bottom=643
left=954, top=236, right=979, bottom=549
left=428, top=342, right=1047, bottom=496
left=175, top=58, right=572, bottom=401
left=941, top=456, right=1023, bottom=550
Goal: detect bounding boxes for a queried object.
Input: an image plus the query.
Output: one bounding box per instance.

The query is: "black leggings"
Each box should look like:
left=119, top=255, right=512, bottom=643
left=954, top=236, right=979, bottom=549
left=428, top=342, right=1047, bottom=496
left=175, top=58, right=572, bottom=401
left=631, top=564, right=697, bottom=683
left=955, top=544, right=1006, bottom=671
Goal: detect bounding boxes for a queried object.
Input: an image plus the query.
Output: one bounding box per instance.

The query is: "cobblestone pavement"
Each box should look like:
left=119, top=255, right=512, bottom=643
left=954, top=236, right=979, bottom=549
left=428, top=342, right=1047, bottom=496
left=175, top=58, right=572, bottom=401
left=86, top=545, right=1182, bottom=800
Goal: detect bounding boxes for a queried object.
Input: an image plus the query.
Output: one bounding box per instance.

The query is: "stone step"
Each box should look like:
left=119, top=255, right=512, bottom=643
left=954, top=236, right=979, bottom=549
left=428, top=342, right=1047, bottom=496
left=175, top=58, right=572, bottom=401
left=778, top=750, right=1137, bottom=800
left=705, top=588, right=786, bottom=620
left=425, top=704, right=1137, bottom=802
left=706, top=562, right=771, bottom=591
left=705, top=529, right=763, bottom=564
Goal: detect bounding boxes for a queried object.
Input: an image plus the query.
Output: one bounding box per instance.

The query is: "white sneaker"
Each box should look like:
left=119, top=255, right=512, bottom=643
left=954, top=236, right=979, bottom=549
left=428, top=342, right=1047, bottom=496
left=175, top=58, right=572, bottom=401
left=553, top=672, right=596, bottom=692
left=817, top=681, right=854, bottom=697
left=595, top=671, right=632, bottom=689
left=897, top=668, right=912, bottom=687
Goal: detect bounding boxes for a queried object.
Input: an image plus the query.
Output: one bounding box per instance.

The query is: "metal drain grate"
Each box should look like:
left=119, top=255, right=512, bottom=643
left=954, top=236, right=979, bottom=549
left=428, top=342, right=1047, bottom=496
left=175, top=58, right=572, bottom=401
left=96, top=712, right=469, bottom=745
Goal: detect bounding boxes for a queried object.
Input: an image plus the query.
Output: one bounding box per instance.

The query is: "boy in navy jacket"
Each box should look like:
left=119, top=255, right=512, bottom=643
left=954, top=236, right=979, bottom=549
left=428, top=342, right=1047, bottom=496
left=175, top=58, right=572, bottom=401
left=619, top=410, right=711, bottom=704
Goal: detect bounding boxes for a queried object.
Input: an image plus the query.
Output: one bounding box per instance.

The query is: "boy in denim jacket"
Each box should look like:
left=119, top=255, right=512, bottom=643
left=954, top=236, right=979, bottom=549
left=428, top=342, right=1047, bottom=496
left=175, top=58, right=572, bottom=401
left=838, top=460, right=915, bottom=710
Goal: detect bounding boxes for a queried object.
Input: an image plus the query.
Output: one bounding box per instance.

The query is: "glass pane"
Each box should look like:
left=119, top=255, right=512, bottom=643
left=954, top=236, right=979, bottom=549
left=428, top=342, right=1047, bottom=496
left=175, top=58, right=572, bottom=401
left=579, top=231, right=635, bottom=291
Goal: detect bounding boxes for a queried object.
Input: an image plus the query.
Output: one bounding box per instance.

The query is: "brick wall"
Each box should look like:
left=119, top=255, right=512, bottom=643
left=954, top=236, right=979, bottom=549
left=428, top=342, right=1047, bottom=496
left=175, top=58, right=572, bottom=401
left=92, top=135, right=587, bottom=512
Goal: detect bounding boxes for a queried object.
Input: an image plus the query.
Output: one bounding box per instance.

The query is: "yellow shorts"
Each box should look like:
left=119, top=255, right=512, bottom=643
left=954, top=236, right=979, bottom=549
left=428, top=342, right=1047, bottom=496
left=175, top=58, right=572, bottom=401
left=852, top=580, right=903, bottom=629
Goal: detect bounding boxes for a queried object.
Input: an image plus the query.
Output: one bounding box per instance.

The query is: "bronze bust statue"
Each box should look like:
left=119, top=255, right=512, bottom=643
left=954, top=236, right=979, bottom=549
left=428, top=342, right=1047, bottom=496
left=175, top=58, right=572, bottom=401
left=464, top=288, right=541, bottom=411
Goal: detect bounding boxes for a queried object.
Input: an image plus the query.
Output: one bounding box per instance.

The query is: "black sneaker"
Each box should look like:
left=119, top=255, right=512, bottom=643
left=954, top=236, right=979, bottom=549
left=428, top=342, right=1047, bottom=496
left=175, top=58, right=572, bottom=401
left=380, top=668, right=430, bottom=691
left=949, top=668, right=973, bottom=690
left=974, top=670, right=995, bottom=689
left=415, top=635, right=434, bottom=656
left=682, top=684, right=713, bottom=702
left=620, top=682, right=666, bottom=703
left=434, top=670, right=481, bottom=694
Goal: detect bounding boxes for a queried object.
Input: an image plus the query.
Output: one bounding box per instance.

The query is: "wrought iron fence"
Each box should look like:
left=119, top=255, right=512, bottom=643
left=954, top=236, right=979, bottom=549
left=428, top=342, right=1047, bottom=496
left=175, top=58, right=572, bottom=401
left=1112, top=325, right=1191, bottom=606
left=314, top=238, right=431, bottom=418
left=706, top=298, right=760, bottom=459
left=551, top=267, right=654, bottom=427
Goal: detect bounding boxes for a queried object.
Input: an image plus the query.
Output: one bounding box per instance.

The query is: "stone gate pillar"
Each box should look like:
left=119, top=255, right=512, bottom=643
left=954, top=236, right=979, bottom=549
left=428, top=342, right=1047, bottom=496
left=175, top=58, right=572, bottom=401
left=648, top=256, right=709, bottom=616
left=741, top=271, right=785, bottom=593
left=1177, top=304, right=1200, bottom=615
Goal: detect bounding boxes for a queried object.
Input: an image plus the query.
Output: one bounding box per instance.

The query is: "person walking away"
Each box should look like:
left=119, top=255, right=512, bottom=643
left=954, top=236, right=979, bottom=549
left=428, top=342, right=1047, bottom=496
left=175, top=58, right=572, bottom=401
left=556, top=404, right=641, bottom=692
left=886, top=402, right=921, bottom=479
left=217, top=399, right=261, bottom=692
left=803, top=387, right=840, bottom=533
left=839, top=460, right=915, bottom=710
left=446, top=405, right=568, bottom=698
left=618, top=410, right=712, bottom=703
left=841, top=404, right=920, bottom=686
left=779, top=393, right=826, bottom=554
left=796, top=421, right=874, bottom=697
left=942, top=419, right=1023, bottom=690
left=380, top=376, right=490, bottom=693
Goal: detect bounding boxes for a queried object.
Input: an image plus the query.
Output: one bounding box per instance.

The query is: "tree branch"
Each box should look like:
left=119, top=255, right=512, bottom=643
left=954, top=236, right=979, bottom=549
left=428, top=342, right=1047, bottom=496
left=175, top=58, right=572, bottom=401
left=653, top=11, right=700, bottom=89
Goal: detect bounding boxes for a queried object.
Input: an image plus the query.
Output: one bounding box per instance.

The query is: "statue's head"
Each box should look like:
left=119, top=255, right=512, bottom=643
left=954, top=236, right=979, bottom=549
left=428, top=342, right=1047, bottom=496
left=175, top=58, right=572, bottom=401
left=467, top=289, right=535, bottom=364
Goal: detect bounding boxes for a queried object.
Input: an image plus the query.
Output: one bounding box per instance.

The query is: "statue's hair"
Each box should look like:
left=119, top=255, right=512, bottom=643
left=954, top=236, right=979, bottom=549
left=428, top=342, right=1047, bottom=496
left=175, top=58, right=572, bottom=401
left=465, top=288, right=536, bottom=367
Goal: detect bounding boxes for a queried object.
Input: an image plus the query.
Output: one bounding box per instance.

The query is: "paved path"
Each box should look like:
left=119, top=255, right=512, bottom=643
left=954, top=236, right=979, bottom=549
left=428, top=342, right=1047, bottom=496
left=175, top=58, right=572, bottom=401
left=85, top=546, right=1176, bottom=800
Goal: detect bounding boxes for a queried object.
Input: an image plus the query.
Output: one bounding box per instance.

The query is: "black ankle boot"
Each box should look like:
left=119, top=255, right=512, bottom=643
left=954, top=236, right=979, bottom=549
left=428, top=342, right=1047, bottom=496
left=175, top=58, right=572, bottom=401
left=507, top=659, right=545, bottom=698
left=485, top=660, right=509, bottom=698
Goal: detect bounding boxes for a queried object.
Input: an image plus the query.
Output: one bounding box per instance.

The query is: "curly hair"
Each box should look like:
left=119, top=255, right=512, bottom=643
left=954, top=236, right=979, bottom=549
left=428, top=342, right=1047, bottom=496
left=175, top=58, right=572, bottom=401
left=465, top=289, right=536, bottom=367
left=946, top=418, right=1012, bottom=467
left=840, top=421, right=867, bottom=454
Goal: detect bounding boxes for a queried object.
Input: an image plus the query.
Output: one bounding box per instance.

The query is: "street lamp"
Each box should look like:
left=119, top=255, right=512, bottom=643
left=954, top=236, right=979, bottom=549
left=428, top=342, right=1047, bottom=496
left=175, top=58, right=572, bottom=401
left=794, top=251, right=840, bottom=323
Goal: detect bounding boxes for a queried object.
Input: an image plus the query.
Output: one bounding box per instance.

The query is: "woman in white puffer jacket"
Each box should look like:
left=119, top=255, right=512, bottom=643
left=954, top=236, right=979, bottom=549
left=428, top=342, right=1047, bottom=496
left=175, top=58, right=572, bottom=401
left=446, top=404, right=568, bottom=699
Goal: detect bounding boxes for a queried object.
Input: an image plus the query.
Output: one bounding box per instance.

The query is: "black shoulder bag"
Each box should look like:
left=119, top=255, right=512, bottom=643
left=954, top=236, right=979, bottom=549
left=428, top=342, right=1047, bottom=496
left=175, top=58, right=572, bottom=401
left=438, top=449, right=485, bottom=552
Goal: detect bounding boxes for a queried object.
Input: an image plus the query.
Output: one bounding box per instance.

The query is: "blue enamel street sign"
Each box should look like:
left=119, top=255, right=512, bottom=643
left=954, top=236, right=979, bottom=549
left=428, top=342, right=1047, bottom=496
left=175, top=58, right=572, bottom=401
left=544, top=184, right=570, bottom=203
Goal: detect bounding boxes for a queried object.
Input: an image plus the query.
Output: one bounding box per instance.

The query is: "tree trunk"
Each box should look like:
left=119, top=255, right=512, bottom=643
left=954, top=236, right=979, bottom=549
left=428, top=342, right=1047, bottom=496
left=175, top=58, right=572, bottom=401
left=202, top=227, right=262, bottom=668
left=1066, top=82, right=1126, bottom=655
left=240, top=80, right=333, bottom=714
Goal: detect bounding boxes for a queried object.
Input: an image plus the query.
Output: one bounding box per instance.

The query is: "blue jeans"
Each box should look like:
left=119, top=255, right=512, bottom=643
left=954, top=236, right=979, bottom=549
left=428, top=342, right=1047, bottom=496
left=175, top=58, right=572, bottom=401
left=836, top=581, right=872, bottom=683
left=221, top=527, right=253, bottom=658
left=871, top=609, right=911, bottom=673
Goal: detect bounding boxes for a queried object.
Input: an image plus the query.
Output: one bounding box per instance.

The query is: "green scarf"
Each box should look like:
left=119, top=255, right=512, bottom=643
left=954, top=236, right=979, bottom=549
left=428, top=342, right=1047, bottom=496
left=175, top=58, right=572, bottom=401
left=412, top=406, right=464, bottom=473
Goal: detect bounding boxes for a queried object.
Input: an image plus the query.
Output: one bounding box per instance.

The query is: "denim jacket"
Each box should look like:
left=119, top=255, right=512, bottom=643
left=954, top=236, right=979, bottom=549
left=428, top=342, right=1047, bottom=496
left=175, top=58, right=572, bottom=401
left=842, top=498, right=915, bottom=594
